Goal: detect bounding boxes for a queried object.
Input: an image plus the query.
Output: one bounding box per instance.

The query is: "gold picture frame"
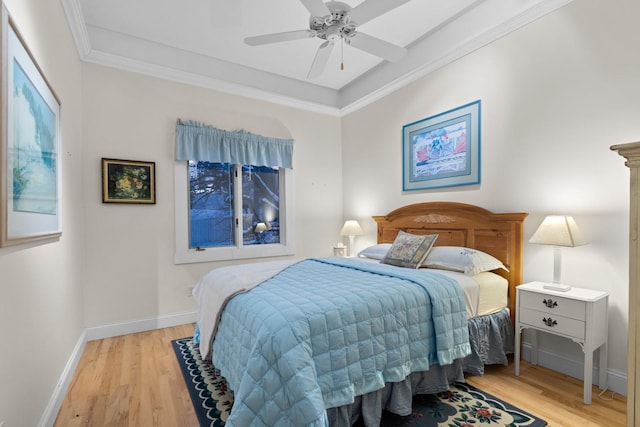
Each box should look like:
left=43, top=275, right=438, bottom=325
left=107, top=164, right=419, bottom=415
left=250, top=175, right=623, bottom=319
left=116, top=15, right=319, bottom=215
left=101, top=158, right=156, bottom=204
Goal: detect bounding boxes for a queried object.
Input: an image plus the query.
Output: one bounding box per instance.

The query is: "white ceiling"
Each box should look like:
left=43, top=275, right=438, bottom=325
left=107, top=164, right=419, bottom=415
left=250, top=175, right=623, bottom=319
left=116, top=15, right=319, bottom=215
left=61, top=0, right=571, bottom=115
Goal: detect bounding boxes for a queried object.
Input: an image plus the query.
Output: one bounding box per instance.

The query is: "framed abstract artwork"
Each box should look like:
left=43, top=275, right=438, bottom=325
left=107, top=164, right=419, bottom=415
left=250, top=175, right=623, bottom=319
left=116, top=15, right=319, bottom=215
left=0, top=5, right=62, bottom=247
left=102, top=158, right=156, bottom=204
left=402, top=100, right=481, bottom=191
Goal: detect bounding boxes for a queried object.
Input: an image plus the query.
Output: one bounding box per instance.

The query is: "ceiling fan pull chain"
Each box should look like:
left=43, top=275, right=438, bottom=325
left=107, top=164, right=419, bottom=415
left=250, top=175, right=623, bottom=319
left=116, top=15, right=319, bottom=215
left=341, top=40, right=344, bottom=71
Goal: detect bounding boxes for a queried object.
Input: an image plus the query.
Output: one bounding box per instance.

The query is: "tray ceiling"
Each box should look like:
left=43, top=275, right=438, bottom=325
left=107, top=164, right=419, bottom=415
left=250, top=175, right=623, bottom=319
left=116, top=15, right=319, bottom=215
left=61, top=0, right=572, bottom=115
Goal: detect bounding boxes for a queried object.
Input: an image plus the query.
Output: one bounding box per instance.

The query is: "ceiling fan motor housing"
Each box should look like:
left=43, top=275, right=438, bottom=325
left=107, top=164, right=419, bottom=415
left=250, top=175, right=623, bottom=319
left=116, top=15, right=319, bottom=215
left=309, top=1, right=356, bottom=43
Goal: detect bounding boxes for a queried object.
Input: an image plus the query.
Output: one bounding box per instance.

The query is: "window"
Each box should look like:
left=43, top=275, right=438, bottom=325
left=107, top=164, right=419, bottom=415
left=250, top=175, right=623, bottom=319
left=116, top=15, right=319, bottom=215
left=174, top=120, right=294, bottom=264
left=188, top=161, right=234, bottom=248
left=188, top=162, right=282, bottom=248
left=240, top=164, right=281, bottom=245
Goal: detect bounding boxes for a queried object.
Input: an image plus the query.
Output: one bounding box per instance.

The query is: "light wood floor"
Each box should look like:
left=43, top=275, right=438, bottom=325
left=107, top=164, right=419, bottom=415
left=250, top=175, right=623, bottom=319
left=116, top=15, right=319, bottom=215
left=54, top=324, right=626, bottom=427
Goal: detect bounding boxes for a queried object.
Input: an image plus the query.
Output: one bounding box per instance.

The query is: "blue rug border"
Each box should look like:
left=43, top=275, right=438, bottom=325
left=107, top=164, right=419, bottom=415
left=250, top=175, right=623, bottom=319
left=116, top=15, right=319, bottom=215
left=171, top=337, right=218, bottom=427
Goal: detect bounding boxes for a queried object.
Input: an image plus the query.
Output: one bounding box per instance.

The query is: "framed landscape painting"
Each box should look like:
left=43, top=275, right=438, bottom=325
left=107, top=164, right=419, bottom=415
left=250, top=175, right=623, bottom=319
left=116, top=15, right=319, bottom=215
left=0, top=5, right=62, bottom=247
left=402, top=100, right=481, bottom=191
left=102, top=158, right=156, bottom=204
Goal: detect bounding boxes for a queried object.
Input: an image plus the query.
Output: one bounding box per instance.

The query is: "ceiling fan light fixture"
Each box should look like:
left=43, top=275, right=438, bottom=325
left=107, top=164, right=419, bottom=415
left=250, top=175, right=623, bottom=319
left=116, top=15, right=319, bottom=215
left=325, top=25, right=341, bottom=42
left=311, top=16, right=325, bottom=27
left=343, top=23, right=356, bottom=37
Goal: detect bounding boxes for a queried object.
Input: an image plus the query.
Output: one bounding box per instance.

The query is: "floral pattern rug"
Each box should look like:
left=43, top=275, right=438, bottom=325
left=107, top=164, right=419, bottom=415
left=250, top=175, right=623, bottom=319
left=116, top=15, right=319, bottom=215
left=172, top=338, right=546, bottom=427
left=376, top=383, right=546, bottom=426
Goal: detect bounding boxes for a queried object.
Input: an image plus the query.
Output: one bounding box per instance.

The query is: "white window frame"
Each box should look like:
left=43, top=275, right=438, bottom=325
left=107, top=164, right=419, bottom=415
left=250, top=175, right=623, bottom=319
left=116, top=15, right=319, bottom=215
left=174, top=161, right=295, bottom=264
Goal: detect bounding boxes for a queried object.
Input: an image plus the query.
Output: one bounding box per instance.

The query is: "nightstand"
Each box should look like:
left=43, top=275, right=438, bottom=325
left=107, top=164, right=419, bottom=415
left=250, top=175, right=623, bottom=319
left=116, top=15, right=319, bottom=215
left=514, top=281, right=609, bottom=404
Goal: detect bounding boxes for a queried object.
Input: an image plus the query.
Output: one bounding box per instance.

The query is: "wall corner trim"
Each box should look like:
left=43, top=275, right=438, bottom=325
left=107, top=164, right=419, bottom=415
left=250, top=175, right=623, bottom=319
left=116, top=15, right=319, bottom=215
left=38, top=329, right=87, bottom=427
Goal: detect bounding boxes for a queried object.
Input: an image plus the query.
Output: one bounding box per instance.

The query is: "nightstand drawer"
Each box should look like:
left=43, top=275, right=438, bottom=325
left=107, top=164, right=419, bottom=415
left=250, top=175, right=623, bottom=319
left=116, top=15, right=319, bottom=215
left=519, top=307, right=585, bottom=339
left=519, top=290, right=586, bottom=320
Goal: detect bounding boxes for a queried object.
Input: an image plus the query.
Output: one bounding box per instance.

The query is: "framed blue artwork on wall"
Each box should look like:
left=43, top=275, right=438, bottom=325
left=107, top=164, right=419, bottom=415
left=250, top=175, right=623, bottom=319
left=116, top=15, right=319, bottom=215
left=402, top=100, right=480, bottom=191
left=1, top=5, right=62, bottom=247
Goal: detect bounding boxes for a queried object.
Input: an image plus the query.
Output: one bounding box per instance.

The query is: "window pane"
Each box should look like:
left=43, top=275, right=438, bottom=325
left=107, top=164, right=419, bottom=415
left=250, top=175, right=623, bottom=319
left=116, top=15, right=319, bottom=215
left=188, top=161, right=234, bottom=248
left=242, top=165, right=280, bottom=245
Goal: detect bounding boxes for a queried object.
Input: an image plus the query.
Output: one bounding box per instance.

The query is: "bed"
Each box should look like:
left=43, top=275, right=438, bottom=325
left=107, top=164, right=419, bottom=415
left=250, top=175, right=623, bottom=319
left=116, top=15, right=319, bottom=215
left=192, top=202, right=528, bottom=427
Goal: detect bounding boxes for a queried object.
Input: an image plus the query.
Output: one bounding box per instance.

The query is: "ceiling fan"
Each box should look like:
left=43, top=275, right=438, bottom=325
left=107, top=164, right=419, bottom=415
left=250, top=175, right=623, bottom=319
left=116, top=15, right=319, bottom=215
left=244, top=0, right=411, bottom=79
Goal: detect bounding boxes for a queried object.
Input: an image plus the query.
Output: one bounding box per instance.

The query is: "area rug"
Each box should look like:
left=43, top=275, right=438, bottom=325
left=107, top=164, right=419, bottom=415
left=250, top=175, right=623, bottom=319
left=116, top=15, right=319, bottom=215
left=172, top=337, right=547, bottom=427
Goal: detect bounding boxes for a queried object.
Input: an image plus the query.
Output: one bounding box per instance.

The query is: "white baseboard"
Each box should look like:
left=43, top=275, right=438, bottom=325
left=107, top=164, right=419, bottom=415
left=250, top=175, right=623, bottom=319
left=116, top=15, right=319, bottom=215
left=86, top=311, right=198, bottom=341
left=39, top=311, right=198, bottom=427
left=521, top=343, right=627, bottom=396
left=38, top=329, right=87, bottom=427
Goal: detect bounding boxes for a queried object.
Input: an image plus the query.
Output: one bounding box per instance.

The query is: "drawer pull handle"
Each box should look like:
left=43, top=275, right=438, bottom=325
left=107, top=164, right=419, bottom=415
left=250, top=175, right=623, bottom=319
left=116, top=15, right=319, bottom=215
left=542, top=317, right=558, bottom=327
left=543, top=298, right=558, bottom=308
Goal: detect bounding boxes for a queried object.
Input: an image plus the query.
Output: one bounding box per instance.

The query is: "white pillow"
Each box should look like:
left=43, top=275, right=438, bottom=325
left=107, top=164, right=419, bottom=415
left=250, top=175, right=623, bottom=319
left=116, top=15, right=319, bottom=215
left=423, top=246, right=508, bottom=276
left=358, top=243, right=392, bottom=260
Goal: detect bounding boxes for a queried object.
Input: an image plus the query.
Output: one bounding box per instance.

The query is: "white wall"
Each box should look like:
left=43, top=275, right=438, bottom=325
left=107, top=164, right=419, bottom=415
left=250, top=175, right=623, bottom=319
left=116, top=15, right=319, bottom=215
left=80, top=64, right=344, bottom=329
left=342, top=0, right=639, bottom=389
left=0, top=0, right=85, bottom=426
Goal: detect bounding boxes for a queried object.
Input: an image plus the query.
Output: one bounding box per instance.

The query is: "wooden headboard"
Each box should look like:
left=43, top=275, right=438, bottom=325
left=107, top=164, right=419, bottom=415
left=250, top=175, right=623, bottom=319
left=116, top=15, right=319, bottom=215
left=373, top=202, right=528, bottom=324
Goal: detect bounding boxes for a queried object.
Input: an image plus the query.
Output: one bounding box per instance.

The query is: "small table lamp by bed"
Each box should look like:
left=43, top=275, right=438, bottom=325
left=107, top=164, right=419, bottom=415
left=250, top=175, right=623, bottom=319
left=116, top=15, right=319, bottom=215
left=340, top=220, right=363, bottom=257
left=529, top=215, right=586, bottom=291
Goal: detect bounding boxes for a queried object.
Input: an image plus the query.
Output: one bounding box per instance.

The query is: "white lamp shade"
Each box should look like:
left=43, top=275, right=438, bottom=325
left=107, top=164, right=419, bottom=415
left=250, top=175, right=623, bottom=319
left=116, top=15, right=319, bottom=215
left=529, top=215, right=585, bottom=247
left=340, top=220, right=363, bottom=237
left=255, top=222, right=268, bottom=233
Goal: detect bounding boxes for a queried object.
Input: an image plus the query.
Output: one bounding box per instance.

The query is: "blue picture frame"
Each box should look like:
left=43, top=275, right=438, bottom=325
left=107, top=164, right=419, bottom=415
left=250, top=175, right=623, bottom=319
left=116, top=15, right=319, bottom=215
left=402, top=100, right=480, bottom=191
left=1, top=6, right=62, bottom=247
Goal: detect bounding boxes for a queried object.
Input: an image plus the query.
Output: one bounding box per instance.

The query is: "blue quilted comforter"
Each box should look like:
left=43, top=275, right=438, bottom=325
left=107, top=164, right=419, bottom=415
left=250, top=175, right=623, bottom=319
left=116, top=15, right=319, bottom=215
left=211, top=257, right=471, bottom=426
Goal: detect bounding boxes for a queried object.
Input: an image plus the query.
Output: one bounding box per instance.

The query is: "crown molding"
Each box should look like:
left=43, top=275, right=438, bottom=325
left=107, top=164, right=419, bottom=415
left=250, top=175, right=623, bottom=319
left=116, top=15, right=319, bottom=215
left=61, top=0, right=573, bottom=117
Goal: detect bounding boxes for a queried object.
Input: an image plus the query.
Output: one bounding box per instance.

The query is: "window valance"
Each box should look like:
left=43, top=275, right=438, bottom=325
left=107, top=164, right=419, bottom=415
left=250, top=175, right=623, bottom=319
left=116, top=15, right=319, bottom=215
left=175, top=120, right=293, bottom=168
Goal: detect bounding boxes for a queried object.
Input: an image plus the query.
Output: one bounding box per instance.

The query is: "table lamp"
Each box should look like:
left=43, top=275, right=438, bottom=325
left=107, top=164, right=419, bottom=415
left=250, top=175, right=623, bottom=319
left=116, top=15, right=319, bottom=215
left=340, top=220, right=363, bottom=257
left=529, top=215, right=585, bottom=291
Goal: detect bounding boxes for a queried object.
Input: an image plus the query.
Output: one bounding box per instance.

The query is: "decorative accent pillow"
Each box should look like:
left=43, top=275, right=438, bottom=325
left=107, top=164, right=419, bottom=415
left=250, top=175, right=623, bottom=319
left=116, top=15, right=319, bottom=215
left=382, top=231, right=438, bottom=269
left=358, top=243, right=392, bottom=260
left=423, top=246, right=509, bottom=276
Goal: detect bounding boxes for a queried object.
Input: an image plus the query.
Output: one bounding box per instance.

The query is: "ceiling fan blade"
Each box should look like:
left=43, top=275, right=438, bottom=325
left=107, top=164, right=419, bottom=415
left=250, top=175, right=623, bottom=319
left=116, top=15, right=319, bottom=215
left=245, top=30, right=314, bottom=46
left=349, top=0, right=411, bottom=26
left=348, top=32, right=407, bottom=62
left=299, top=0, right=331, bottom=17
left=307, top=41, right=335, bottom=79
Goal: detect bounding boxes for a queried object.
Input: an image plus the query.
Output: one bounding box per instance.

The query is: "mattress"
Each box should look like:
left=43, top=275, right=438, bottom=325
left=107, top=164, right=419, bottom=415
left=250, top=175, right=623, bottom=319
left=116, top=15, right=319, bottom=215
left=357, top=258, right=509, bottom=318
left=433, top=269, right=508, bottom=317
left=474, top=271, right=509, bottom=316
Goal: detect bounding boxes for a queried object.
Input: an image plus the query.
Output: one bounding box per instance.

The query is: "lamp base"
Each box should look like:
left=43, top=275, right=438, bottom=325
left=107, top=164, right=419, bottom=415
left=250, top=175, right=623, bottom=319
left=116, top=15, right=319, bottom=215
left=543, top=282, right=571, bottom=292
left=348, top=236, right=356, bottom=257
